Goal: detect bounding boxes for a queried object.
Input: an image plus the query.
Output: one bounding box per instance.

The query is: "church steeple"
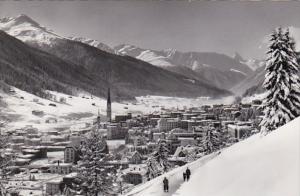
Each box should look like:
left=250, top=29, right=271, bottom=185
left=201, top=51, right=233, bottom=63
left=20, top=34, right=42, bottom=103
left=97, top=107, right=101, bottom=129
left=107, top=88, right=112, bottom=122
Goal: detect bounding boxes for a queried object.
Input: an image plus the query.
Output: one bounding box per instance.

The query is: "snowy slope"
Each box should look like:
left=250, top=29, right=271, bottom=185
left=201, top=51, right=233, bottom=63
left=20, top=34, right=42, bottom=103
left=126, top=117, right=300, bottom=196
left=0, top=87, right=234, bottom=132
left=136, top=50, right=174, bottom=67
left=0, top=14, right=113, bottom=51
left=69, top=36, right=115, bottom=53
left=240, top=59, right=265, bottom=71
left=116, top=44, right=175, bottom=68
left=233, top=52, right=264, bottom=71
left=230, top=68, right=247, bottom=76
left=176, top=117, right=300, bottom=196
left=0, top=15, right=232, bottom=99
left=0, top=14, right=64, bottom=46
left=125, top=153, right=219, bottom=196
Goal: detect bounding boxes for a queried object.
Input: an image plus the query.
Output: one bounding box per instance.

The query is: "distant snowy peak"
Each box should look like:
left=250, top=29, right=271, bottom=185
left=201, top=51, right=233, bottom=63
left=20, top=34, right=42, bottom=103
left=163, top=48, right=177, bottom=58
left=241, top=59, right=265, bottom=71
left=0, top=14, right=64, bottom=46
left=136, top=50, right=174, bottom=67
left=70, top=37, right=115, bottom=53
left=114, top=44, right=254, bottom=89
left=115, top=44, right=176, bottom=67
left=116, top=44, right=140, bottom=55
left=0, top=14, right=114, bottom=53
left=232, top=52, right=264, bottom=71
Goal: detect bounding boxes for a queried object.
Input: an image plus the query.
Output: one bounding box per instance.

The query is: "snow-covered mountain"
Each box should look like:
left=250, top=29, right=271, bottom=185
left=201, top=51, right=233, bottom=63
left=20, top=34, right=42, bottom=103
left=126, top=117, right=300, bottom=196
left=232, top=27, right=300, bottom=96
left=233, top=52, right=264, bottom=71
left=231, top=65, right=266, bottom=96
left=0, top=14, right=65, bottom=47
left=115, top=44, right=254, bottom=90
left=69, top=36, right=115, bottom=54
left=0, top=14, right=115, bottom=53
left=0, top=14, right=253, bottom=92
left=241, top=59, right=265, bottom=71
left=0, top=15, right=231, bottom=100
left=117, top=44, right=175, bottom=67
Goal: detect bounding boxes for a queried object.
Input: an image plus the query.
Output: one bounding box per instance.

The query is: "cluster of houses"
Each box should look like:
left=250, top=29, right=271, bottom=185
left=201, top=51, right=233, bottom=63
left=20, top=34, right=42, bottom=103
left=99, top=99, right=264, bottom=188
left=1, top=98, right=264, bottom=195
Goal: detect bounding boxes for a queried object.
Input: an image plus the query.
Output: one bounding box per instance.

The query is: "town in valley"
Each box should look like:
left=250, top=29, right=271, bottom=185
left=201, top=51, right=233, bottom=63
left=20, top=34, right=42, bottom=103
left=0, top=1, right=299, bottom=196
left=0, top=88, right=263, bottom=195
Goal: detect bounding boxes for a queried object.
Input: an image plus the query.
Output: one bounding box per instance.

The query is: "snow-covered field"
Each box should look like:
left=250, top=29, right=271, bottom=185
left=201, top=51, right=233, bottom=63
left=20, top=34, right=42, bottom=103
left=127, top=117, right=300, bottom=196
left=0, top=87, right=234, bottom=132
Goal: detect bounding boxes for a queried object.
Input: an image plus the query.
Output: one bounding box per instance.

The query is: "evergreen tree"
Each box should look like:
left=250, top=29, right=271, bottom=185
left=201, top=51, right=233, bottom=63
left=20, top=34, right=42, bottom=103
left=184, top=149, right=198, bottom=162
left=146, top=140, right=170, bottom=179
left=260, top=28, right=300, bottom=133
left=202, top=128, right=222, bottom=154
left=72, top=129, right=114, bottom=196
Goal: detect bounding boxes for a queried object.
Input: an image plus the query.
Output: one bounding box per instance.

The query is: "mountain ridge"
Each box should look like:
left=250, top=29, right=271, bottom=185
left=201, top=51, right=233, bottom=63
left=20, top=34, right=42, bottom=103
left=0, top=15, right=231, bottom=100
left=115, top=44, right=254, bottom=90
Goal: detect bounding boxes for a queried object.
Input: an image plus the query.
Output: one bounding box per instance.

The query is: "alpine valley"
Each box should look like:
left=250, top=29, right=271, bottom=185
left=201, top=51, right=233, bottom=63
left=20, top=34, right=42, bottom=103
left=0, top=14, right=233, bottom=101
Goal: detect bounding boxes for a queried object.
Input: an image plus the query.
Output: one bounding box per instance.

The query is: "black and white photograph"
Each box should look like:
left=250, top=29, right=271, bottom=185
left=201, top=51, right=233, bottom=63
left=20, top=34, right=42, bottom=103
left=0, top=0, right=299, bottom=196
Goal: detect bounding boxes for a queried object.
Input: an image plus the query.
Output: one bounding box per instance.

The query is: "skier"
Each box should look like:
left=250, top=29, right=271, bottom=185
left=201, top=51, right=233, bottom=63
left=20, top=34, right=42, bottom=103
left=183, top=172, right=187, bottom=181
left=163, top=177, right=169, bottom=192
left=186, top=167, right=191, bottom=181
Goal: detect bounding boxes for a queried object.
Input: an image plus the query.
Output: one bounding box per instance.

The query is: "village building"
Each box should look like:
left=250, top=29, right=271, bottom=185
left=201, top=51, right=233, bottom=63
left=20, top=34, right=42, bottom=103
left=64, top=146, right=79, bottom=164
left=127, top=151, right=143, bottom=164
left=46, top=178, right=63, bottom=195
left=50, top=162, right=73, bottom=174
left=158, top=118, right=181, bottom=132
left=227, top=122, right=253, bottom=139
left=122, top=165, right=147, bottom=185
left=107, top=123, right=128, bottom=140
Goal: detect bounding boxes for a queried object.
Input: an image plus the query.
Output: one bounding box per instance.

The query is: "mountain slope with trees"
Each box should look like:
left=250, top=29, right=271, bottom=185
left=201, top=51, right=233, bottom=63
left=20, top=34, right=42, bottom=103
left=115, top=44, right=254, bottom=90
left=0, top=30, right=95, bottom=97
left=0, top=15, right=231, bottom=100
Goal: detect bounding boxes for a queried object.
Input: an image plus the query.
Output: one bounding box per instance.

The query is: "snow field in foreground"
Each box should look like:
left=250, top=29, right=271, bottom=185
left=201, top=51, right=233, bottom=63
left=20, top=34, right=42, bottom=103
left=176, top=117, right=300, bottom=196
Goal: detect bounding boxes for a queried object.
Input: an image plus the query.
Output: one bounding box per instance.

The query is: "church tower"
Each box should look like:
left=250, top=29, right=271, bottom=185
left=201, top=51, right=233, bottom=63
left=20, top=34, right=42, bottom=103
left=107, top=88, right=112, bottom=122
left=96, top=107, right=101, bottom=129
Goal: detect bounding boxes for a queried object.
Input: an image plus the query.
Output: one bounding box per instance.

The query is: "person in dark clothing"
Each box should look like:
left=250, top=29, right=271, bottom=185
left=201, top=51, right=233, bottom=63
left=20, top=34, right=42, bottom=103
left=183, top=172, right=187, bottom=181
left=163, top=177, right=169, bottom=192
left=186, top=167, right=191, bottom=181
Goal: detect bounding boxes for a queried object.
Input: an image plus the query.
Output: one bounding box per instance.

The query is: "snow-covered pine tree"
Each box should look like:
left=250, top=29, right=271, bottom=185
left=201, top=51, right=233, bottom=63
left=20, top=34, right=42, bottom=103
left=146, top=140, right=170, bottom=179
left=260, top=27, right=300, bottom=133
left=146, top=156, right=161, bottom=179
left=184, top=149, right=198, bottom=163
left=202, top=128, right=222, bottom=154
left=72, top=129, right=114, bottom=196
left=155, top=140, right=170, bottom=171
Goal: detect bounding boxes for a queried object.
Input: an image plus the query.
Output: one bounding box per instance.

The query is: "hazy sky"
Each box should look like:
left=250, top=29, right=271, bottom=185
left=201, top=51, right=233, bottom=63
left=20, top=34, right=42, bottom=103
left=0, top=0, right=300, bottom=59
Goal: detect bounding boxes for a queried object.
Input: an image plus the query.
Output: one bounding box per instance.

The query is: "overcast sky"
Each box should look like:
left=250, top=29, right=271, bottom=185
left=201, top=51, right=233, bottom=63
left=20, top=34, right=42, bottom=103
left=0, top=1, right=300, bottom=59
